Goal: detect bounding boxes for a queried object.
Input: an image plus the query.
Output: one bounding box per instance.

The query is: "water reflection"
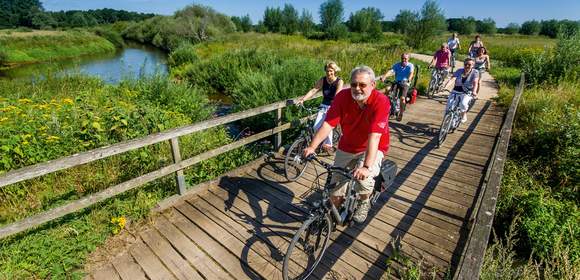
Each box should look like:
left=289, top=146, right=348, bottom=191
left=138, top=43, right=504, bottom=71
left=0, top=42, right=167, bottom=83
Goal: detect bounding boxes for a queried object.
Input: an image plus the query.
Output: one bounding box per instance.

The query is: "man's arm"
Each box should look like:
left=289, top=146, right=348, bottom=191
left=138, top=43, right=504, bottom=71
left=380, top=69, right=395, bottom=81
left=354, top=133, right=382, bottom=180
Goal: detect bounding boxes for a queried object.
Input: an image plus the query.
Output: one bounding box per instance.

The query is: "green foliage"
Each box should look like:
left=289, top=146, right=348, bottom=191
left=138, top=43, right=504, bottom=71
left=93, top=27, right=125, bottom=48
left=299, top=9, right=316, bottom=37
left=122, top=5, right=236, bottom=50
left=0, top=30, right=116, bottom=64
left=477, top=18, right=497, bottom=35
left=394, top=1, right=446, bottom=48
left=0, top=0, right=44, bottom=27
left=319, top=0, right=344, bottom=38
left=282, top=4, right=300, bottom=35
left=167, top=42, right=198, bottom=67
left=448, top=17, right=477, bottom=35
left=231, top=14, right=252, bottom=32
left=347, top=7, right=383, bottom=40
left=502, top=23, right=521, bottom=35
left=520, top=20, right=541, bottom=35
left=393, top=10, right=418, bottom=35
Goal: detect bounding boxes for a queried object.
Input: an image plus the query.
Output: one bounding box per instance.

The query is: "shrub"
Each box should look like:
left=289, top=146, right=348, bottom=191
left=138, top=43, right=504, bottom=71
left=94, top=27, right=125, bottom=48
left=167, top=43, right=198, bottom=67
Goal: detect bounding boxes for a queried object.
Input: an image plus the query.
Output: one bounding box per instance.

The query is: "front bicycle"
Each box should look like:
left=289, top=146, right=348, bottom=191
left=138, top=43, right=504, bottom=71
left=437, top=90, right=470, bottom=148
left=283, top=155, right=351, bottom=280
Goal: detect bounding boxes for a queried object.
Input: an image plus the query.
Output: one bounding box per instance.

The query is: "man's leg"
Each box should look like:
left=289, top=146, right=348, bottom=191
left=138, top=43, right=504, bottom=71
left=353, top=151, right=384, bottom=223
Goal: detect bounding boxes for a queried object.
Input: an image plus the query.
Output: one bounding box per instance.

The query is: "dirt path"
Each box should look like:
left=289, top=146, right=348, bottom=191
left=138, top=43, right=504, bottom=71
left=410, top=53, right=499, bottom=101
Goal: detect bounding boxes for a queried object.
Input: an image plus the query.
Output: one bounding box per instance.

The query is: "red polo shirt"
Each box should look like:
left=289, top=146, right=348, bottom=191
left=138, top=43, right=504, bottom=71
left=325, top=88, right=390, bottom=154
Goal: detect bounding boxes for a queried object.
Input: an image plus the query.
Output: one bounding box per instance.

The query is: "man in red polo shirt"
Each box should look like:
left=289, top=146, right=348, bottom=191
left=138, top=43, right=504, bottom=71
left=303, top=65, right=390, bottom=223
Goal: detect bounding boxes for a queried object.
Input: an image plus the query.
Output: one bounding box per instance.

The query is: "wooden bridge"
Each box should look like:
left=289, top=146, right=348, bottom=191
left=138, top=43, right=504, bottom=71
left=0, top=57, right=525, bottom=279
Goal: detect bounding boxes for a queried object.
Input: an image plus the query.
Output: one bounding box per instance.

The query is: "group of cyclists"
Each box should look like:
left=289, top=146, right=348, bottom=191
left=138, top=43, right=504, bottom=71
left=295, top=34, right=491, bottom=224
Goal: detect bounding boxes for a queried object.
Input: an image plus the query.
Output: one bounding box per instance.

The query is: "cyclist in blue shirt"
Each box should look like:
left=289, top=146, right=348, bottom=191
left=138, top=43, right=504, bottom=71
left=379, top=53, right=414, bottom=118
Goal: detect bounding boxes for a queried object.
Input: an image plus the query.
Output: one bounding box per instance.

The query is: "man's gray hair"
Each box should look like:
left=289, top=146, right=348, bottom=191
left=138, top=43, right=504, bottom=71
left=350, top=65, right=375, bottom=82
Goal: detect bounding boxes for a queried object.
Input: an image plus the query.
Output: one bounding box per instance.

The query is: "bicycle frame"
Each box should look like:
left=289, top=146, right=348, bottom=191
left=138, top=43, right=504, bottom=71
left=308, top=156, right=357, bottom=227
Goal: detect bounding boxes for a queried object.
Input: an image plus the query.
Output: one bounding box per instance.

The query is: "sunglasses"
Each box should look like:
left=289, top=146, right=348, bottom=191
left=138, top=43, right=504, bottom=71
left=465, top=63, right=474, bottom=67
left=350, top=82, right=370, bottom=89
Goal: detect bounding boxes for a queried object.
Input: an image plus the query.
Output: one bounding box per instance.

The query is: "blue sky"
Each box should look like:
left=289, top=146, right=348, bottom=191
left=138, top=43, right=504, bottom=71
left=42, top=0, right=580, bottom=27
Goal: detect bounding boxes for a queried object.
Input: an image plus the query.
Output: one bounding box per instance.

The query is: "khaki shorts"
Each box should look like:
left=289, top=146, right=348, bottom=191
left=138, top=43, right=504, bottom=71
left=329, top=149, right=384, bottom=196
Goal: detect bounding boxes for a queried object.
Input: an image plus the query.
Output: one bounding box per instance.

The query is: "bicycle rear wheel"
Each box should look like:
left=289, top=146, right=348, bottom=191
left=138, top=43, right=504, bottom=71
left=438, top=113, right=453, bottom=148
left=285, top=137, right=309, bottom=181
left=283, top=213, right=333, bottom=280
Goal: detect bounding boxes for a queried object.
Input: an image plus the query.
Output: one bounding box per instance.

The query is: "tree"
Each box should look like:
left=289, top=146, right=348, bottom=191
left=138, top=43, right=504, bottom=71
left=263, top=7, right=283, bottom=33
left=299, top=9, right=316, bottom=36
left=456, top=17, right=477, bottom=35
left=540, top=19, right=559, bottom=38
left=1, top=0, right=44, bottom=27
left=282, top=4, right=299, bottom=34
left=319, top=0, right=344, bottom=32
left=503, top=23, right=520, bottom=35
left=70, top=12, right=88, bottom=27
left=347, top=7, right=383, bottom=37
left=520, top=20, right=541, bottom=35
left=393, top=10, right=417, bottom=35
left=231, top=15, right=252, bottom=32
left=406, top=0, right=446, bottom=47
left=477, top=18, right=496, bottom=34
left=30, top=8, right=56, bottom=29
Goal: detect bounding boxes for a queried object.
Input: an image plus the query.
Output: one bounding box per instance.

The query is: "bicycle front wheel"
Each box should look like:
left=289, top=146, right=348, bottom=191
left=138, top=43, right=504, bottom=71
left=285, top=137, right=310, bottom=181
left=438, top=113, right=453, bottom=148
left=428, top=76, right=437, bottom=98
left=283, top=213, right=333, bottom=280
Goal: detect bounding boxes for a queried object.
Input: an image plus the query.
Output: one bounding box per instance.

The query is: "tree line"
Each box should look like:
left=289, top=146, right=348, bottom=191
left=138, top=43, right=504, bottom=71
left=0, top=0, right=155, bottom=29
left=231, top=0, right=579, bottom=42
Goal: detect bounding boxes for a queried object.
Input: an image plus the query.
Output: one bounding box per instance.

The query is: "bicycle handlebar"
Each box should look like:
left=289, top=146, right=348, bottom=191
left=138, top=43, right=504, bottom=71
left=305, top=154, right=353, bottom=178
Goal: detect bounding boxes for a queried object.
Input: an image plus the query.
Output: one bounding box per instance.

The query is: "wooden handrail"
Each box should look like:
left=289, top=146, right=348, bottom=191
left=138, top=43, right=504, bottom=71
left=0, top=93, right=319, bottom=239
left=0, top=93, right=318, bottom=188
left=453, top=74, right=525, bottom=279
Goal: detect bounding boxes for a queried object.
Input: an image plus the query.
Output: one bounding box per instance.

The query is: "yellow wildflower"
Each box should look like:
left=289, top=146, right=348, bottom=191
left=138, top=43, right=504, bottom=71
left=0, top=117, right=8, bottom=122
left=0, top=105, right=17, bottom=112
left=22, top=134, right=32, bottom=139
left=22, top=141, right=29, bottom=145
left=18, top=98, right=33, bottom=104
left=46, top=135, right=60, bottom=141
left=62, top=98, right=74, bottom=105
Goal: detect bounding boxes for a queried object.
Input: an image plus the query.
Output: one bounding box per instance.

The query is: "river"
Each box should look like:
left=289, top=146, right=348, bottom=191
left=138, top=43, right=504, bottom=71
left=0, top=42, right=168, bottom=83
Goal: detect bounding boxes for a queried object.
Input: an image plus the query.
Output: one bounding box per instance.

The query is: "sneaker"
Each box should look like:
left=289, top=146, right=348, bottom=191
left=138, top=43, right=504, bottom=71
left=353, top=199, right=371, bottom=223
left=461, top=115, right=467, bottom=123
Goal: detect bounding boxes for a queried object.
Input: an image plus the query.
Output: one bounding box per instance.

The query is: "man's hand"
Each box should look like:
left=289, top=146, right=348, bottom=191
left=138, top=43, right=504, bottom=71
left=303, top=146, right=316, bottom=158
left=353, top=166, right=370, bottom=180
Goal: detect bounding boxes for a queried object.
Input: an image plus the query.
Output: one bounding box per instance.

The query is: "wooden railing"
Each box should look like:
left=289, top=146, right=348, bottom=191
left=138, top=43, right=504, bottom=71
left=453, top=74, right=525, bottom=279
left=0, top=94, right=320, bottom=239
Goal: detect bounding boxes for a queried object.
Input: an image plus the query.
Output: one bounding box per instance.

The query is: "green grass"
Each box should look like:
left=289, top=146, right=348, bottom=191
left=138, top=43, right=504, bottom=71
left=0, top=74, right=259, bottom=278
left=0, top=29, right=116, bottom=66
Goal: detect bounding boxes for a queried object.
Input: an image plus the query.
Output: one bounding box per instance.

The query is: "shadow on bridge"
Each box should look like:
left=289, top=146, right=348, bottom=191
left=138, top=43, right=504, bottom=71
left=210, top=101, right=492, bottom=279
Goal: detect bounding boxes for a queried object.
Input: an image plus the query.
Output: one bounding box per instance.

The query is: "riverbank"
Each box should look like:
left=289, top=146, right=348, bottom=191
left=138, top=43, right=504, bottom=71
left=0, top=29, right=116, bottom=68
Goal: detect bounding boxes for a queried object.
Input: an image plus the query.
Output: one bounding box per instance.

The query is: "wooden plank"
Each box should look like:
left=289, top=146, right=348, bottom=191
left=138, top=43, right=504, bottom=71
left=152, top=215, right=234, bottom=280
left=130, top=240, right=176, bottom=280
left=91, top=263, right=121, bottom=280
left=164, top=208, right=256, bottom=280
left=200, top=181, right=397, bottom=279
left=212, top=175, right=452, bottom=269
left=453, top=74, right=525, bottom=280
left=174, top=202, right=283, bottom=279
left=139, top=228, right=202, bottom=280
left=170, top=137, right=187, bottom=195
left=0, top=94, right=320, bottom=188
left=111, top=253, right=148, bottom=280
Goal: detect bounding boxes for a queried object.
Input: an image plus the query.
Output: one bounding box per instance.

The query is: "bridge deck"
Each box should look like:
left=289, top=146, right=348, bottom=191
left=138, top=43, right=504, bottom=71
left=86, top=59, right=504, bottom=279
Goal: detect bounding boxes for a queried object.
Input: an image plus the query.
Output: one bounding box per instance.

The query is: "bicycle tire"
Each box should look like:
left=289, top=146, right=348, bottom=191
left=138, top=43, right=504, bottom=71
left=284, top=137, right=309, bottom=181
left=283, top=213, right=333, bottom=280
left=438, top=112, right=453, bottom=148
left=331, top=126, right=342, bottom=148
left=427, top=76, right=437, bottom=98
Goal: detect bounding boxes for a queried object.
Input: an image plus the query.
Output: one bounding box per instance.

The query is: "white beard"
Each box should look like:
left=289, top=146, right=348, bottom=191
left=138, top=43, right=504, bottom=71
left=352, top=92, right=369, bottom=101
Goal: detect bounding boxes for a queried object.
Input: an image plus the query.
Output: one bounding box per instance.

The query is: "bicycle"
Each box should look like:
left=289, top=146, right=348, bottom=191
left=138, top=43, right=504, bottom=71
left=426, top=67, right=447, bottom=98
left=282, top=154, right=397, bottom=280
left=382, top=79, right=407, bottom=121
left=437, top=90, right=473, bottom=148
left=284, top=102, right=342, bottom=181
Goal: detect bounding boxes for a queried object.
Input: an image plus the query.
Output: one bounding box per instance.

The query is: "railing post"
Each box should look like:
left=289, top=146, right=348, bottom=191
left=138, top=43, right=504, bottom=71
left=169, top=137, right=187, bottom=195
left=274, top=107, right=283, bottom=151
